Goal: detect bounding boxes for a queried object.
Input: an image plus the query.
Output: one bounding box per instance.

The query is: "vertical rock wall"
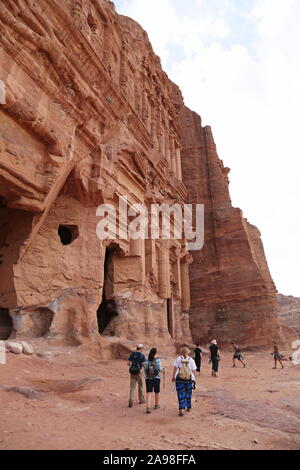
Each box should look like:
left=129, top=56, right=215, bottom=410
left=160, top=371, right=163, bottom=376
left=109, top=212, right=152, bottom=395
left=180, top=107, right=290, bottom=348
left=277, top=294, right=300, bottom=336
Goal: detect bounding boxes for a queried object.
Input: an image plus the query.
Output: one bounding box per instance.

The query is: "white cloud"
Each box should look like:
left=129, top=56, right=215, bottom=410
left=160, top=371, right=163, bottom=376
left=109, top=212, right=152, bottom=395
left=120, top=0, right=178, bottom=63
left=114, top=0, right=300, bottom=297
left=115, top=0, right=230, bottom=62
left=251, top=0, right=295, bottom=38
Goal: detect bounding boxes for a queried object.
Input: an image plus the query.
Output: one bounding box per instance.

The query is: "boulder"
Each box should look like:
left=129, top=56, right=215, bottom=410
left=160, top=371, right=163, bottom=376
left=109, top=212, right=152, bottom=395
left=6, top=341, right=23, bottom=354
left=21, top=341, right=34, bottom=355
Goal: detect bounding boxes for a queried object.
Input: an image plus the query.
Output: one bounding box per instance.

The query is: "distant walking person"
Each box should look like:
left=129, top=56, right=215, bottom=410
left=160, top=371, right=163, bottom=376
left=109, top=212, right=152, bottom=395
left=272, top=341, right=284, bottom=369
left=127, top=344, right=146, bottom=407
left=209, top=339, right=220, bottom=377
left=172, top=347, right=197, bottom=417
left=194, top=344, right=202, bottom=374
left=143, top=348, right=164, bottom=414
left=232, top=343, right=246, bottom=368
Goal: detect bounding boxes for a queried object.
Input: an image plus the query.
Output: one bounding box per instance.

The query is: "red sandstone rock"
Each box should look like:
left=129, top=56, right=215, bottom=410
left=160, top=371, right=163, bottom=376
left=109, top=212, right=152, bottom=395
left=0, top=0, right=191, bottom=352
left=180, top=107, right=293, bottom=348
left=277, top=294, right=300, bottom=336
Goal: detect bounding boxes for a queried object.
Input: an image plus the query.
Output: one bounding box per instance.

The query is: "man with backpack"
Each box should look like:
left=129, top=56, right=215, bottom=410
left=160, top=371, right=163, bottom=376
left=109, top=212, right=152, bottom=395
left=143, top=347, right=164, bottom=414
left=127, top=344, right=146, bottom=407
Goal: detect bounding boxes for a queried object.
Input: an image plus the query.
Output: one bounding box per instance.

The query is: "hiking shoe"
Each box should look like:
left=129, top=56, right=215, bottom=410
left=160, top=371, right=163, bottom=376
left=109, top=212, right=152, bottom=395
left=146, top=408, right=151, bottom=414
left=186, top=408, right=191, bottom=413
left=179, top=410, right=184, bottom=417
left=154, top=405, right=160, bottom=410
left=139, top=400, right=146, bottom=404
left=128, top=402, right=133, bottom=408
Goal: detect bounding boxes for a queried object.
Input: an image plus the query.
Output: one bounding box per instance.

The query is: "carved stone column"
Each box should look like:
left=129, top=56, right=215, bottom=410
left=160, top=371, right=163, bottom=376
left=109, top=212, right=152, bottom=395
left=170, top=135, right=177, bottom=176
left=170, top=246, right=182, bottom=299
left=151, top=109, right=159, bottom=150
left=175, top=257, right=182, bottom=299
left=175, top=144, right=182, bottom=180
left=157, top=241, right=171, bottom=299
left=180, top=253, right=193, bottom=311
left=164, top=127, right=171, bottom=166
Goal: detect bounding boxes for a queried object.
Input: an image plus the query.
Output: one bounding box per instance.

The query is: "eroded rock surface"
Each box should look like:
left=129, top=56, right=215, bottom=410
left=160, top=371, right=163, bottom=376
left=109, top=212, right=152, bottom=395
left=277, top=295, right=300, bottom=335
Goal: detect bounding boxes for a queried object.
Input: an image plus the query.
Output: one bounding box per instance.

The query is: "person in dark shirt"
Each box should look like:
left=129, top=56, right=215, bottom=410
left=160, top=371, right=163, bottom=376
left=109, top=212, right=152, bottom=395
left=209, top=339, right=220, bottom=377
left=127, top=344, right=146, bottom=407
left=194, top=344, right=202, bottom=374
left=232, top=342, right=246, bottom=368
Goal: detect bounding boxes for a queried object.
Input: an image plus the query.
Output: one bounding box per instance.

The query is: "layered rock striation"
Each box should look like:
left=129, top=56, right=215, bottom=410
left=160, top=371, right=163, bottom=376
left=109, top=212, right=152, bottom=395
left=277, top=294, right=300, bottom=336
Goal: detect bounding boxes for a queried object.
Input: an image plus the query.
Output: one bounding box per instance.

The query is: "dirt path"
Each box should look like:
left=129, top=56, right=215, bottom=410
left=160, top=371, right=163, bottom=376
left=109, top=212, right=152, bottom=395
left=0, top=350, right=299, bottom=450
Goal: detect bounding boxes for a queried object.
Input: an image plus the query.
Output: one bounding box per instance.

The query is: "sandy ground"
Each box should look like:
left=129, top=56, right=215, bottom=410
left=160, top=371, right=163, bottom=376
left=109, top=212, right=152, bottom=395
left=0, top=348, right=299, bottom=450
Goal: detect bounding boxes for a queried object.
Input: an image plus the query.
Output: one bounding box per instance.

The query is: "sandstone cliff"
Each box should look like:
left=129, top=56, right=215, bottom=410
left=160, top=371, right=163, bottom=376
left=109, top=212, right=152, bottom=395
left=277, top=294, right=300, bottom=336
left=180, top=108, right=291, bottom=348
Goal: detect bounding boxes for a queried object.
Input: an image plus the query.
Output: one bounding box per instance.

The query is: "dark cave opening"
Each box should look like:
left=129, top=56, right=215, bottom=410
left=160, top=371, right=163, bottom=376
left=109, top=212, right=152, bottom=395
left=58, top=225, right=79, bottom=245
left=97, top=246, right=119, bottom=335
left=0, top=308, right=13, bottom=340
left=167, top=298, right=174, bottom=338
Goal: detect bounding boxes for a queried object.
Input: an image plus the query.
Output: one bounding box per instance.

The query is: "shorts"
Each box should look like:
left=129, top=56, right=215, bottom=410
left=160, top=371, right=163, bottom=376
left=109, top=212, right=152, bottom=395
left=234, top=353, right=244, bottom=361
left=146, top=378, right=160, bottom=393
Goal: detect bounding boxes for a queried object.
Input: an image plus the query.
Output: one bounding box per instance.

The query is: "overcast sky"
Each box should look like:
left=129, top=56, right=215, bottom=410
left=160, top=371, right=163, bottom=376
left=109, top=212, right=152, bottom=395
left=114, top=0, right=300, bottom=297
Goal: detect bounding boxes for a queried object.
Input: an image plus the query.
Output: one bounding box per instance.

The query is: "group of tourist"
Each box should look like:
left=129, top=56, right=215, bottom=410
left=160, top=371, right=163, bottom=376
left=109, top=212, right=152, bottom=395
left=127, top=343, right=197, bottom=416
left=127, top=345, right=164, bottom=414
left=127, top=339, right=285, bottom=416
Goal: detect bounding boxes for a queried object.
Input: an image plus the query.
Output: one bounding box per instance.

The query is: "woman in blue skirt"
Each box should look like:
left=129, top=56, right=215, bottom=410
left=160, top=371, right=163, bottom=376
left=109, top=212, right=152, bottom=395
left=172, top=347, right=197, bottom=417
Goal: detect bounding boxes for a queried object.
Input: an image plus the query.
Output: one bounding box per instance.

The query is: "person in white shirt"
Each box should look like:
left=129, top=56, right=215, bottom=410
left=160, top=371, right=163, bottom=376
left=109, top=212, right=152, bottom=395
left=172, top=347, right=197, bottom=416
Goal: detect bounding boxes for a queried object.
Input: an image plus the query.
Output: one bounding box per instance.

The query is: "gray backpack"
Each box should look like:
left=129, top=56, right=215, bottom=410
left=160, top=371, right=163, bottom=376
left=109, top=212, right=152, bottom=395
left=145, top=359, right=159, bottom=378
